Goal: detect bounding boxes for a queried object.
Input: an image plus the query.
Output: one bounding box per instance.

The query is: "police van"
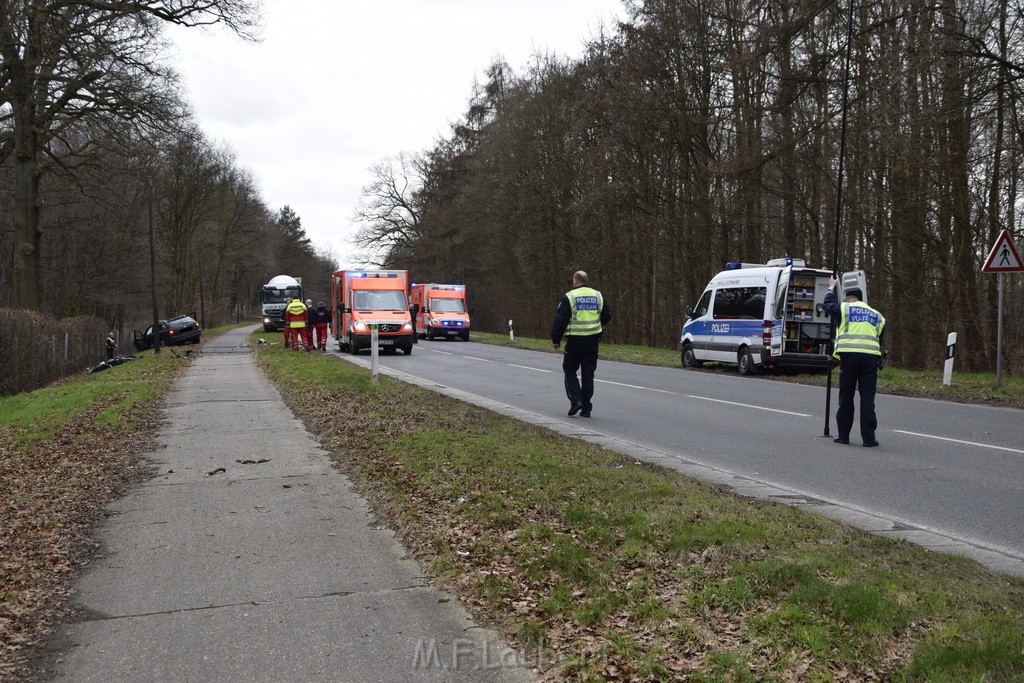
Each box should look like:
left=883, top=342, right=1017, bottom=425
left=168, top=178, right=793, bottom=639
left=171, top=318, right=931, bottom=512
left=679, top=258, right=867, bottom=374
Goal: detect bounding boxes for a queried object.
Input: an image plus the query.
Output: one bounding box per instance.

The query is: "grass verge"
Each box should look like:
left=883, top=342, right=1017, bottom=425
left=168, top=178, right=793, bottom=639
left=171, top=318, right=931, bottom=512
left=0, top=344, right=194, bottom=681
left=470, top=331, right=1024, bottom=409
left=255, top=334, right=1024, bottom=681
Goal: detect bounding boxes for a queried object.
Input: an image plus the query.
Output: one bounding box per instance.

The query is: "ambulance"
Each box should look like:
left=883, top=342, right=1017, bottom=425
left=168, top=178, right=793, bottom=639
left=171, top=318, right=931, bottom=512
left=679, top=257, right=867, bottom=374
left=331, top=270, right=414, bottom=355
left=409, top=283, right=471, bottom=341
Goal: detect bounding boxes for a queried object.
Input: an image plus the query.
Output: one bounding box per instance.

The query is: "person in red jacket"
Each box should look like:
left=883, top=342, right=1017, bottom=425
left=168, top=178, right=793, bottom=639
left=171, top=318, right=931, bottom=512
left=308, top=301, right=332, bottom=351
left=281, top=299, right=294, bottom=349
left=284, top=298, right=309, bottom=351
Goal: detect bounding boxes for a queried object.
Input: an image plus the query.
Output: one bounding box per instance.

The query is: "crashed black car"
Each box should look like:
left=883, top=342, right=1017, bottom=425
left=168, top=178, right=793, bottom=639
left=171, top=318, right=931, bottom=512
left=133, top=314, right=202, bottom=351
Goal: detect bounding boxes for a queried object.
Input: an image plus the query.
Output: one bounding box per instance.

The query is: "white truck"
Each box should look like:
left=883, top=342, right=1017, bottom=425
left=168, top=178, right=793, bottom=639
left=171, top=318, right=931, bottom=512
left=259, top=275, right=304, bottom=331
left=680, top=257, right=867, bottom=374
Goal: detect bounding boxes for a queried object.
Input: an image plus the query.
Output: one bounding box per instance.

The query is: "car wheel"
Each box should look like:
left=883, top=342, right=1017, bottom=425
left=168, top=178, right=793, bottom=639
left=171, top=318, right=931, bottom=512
left=682, top=344, right=702, bottom=368
left=738, top=347, right=758, bottom=375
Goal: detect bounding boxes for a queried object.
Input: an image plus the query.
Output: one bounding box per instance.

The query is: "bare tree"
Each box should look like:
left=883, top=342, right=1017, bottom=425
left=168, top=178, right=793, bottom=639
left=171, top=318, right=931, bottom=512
left=0, top=0, right=262, bottom=310
left=351, top=153, right=425, bottom=266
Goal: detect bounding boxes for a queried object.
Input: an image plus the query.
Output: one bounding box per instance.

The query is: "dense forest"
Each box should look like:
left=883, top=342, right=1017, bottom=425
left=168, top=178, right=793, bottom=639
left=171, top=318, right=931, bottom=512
left=354, top=0, right=1024, bottom=372
left=4, top=1, right=1024, bottom=373
left=0, top=1, right=335, bottom=333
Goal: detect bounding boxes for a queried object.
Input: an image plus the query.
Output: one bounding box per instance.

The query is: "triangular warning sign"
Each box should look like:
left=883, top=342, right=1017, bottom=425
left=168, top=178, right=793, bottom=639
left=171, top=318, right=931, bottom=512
left=982, top=230, right=1024, bottom=273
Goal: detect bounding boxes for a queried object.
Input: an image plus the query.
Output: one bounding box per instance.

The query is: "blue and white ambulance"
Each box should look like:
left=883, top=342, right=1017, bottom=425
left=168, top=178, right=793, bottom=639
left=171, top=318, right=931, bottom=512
left=679, top=258, right=867, bottom=374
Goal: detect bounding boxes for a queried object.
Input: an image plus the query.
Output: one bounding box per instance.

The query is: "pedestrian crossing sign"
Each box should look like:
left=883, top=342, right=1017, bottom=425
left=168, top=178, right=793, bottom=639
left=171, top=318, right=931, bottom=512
left=982, top=230, right=1024, bottom=273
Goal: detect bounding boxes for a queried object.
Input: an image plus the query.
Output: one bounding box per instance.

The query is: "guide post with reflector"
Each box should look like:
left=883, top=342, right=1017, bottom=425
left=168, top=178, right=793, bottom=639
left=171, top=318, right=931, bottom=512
left=942, top=332, right=957, bottom=387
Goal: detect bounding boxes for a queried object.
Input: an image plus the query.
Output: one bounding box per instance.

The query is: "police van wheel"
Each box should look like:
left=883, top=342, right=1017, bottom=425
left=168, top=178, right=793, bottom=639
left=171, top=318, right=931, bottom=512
left=738, top=347, right=758, bottom=375
left=681, top=344, right=702, bottom=368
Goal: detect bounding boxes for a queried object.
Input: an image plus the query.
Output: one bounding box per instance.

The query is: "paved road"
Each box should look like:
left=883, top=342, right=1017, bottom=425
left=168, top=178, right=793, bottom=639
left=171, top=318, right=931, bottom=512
left=332, top=338, right=1024, bottom=576
left=44, top=327, right=532, bottom=682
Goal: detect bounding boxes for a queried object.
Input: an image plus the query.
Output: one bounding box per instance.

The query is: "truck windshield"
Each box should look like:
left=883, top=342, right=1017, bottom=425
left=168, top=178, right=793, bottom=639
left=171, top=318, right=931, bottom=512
left=353, top=290, right=408, bottom=310
left=429, top=298, right=466, bottom=313
left=262, top=287, right=301, bottom=304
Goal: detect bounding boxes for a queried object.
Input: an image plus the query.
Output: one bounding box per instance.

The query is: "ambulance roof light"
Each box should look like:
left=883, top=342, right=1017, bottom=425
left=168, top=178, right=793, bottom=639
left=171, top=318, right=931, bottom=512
left=726, top=262, right=743, bottom=270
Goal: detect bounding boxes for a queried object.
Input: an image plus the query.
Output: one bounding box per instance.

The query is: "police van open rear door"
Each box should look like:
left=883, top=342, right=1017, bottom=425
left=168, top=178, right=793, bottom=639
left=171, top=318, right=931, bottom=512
left=767, top=267, right=788, bottom=359
left=839, top=270, right=868, bottom=303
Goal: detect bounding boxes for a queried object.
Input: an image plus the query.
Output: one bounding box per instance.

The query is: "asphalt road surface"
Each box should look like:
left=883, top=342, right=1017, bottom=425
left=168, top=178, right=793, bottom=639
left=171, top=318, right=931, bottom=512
left=328, top=338, right=1024, bottom=573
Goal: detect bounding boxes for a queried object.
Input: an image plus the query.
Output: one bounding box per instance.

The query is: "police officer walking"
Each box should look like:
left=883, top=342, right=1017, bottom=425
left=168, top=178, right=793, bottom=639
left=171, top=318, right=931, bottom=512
left=551, top=270, right=612, bottom=418
left=823, top=276, right=886, bottom=447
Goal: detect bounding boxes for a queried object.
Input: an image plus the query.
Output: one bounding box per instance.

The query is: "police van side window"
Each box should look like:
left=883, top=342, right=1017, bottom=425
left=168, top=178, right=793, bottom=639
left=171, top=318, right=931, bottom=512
left=694, top=291, right=712, bottom=317
left=713, top=287, right=768, bottom=319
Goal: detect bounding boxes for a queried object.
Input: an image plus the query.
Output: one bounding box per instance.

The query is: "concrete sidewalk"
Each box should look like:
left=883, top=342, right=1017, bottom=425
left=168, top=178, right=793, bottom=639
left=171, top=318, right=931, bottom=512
left=44, top=326, right=532, bottom=682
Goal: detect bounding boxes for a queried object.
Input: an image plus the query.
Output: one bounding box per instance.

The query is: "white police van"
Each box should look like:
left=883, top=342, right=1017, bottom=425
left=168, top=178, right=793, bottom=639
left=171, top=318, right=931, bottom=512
left=680, top=257, right=867, bottom=374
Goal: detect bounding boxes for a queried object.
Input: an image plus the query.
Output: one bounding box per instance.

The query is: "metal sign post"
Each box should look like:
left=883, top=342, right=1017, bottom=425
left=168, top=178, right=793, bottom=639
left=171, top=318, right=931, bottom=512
left=370, top=324, right=379, bottom=382
left=981, top=229, right=1024, bottom=388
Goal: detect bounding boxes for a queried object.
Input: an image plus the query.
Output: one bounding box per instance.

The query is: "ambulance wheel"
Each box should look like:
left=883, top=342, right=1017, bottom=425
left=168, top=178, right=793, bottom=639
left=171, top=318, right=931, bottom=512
left=402, top=345, right=413, bottom=355
left=681, top=344, right=702, bottom=368
left=738, top=347, right=758, bottom=375
left=459, top=332, right=469, bottom=341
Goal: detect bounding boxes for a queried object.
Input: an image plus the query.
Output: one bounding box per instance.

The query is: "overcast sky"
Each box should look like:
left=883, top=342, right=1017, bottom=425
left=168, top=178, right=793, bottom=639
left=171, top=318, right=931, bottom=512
left=167, top=0, right=625, bottom=269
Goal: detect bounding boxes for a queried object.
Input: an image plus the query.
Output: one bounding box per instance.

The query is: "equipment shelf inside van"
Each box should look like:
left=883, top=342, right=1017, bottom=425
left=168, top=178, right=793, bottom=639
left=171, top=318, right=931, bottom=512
left=679, top=257, right=867, bottom=374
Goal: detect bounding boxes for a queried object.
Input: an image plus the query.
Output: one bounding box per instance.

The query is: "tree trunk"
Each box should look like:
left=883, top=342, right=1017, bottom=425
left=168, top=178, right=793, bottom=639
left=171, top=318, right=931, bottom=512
left=11, top=93, right=42, bottom=310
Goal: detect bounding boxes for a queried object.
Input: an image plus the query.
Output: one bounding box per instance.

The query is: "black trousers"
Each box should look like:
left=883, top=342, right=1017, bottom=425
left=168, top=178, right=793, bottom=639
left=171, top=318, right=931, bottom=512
left=836, top=352, right=878, bottom=442
left=562, top=335, right=600, bottom=409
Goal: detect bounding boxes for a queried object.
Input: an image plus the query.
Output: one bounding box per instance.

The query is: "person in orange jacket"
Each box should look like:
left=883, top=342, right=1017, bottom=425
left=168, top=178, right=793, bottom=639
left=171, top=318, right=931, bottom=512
left=281, top=299, right=293, bottom=349
left=284, top=298, right=309, bottom=351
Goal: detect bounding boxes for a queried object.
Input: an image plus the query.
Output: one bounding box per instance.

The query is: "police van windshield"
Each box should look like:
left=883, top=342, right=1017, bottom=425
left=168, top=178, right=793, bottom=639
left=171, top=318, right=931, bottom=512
left=713, top=287, right=767, bottom=319
left=429, top=298, right=466, bottom=313
left=353, top=290, right=408, bottom=311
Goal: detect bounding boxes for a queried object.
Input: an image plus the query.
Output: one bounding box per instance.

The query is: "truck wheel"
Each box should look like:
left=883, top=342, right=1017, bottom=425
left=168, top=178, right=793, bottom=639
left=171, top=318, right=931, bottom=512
left=682, top=344, right=702, bottom=368
left=738, top=347, right=758, bottom=375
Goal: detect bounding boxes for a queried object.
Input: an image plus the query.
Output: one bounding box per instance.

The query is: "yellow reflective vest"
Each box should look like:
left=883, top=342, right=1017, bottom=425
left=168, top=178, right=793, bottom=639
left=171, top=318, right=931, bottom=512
left=565, top=287, right=604, bottom=336
left=286, top=300, right=308, bottom=328
left=834, top=301, right=885, bottom=357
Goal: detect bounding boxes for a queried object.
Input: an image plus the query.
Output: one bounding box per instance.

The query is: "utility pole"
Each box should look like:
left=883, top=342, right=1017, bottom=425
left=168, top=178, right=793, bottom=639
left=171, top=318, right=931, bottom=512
left=149, top=178, right=161, bottom=354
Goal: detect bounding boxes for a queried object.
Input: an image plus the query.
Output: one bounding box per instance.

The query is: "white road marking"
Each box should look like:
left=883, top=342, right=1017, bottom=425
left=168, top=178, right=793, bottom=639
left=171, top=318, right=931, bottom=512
left=684, top=394, right=811, bottom=417
left=596, top=378, right=676, bottom=394
left=462, top=355, right=492, bottom=362
left=429, top=349, right=454, bottom=355
left=893, top=430, right=1024, bottom=454
left=508, top=364, right=552, bottom=373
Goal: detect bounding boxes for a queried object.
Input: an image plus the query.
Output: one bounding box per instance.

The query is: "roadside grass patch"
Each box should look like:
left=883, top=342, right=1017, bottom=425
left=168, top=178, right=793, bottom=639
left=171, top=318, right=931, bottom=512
left=254, top=333, right=1024, bottom=681
left=1, top=348, right=189, bottom=679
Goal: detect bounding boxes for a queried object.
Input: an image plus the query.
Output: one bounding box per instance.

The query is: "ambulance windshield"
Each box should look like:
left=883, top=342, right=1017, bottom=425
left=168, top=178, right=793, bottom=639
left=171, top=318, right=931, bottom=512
left=429, top=298, right=466, bottom=313
left=353, top=290, right=408, bottom=311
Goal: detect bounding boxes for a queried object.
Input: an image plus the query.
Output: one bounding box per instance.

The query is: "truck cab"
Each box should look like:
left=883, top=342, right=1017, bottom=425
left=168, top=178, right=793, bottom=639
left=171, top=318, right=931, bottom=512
left=680, top=257, right=867, bottom=374
left=260, top=275, right=303, bottom=331
left=331, top=270, right=414, bottom=355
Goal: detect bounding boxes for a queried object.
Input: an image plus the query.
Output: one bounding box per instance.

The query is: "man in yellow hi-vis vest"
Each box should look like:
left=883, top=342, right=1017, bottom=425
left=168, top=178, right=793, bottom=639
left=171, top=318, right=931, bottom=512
left=284, top=298, right=309, bottom=352
left=551, top=271, right=612, bottom=418
left=824, top=276, right=886, bottom=447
